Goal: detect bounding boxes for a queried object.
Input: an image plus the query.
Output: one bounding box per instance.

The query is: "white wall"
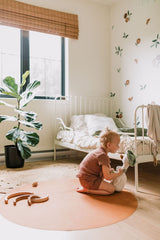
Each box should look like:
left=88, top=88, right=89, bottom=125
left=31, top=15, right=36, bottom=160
left=0, top=0, right=110, bottom=155
left=110, top=0, right=160, bottom=126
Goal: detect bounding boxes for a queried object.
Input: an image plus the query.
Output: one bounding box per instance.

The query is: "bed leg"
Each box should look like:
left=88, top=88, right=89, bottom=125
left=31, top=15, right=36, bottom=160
left=54, top=144, right=56, bottom=161
left=134, top=163, right=139, bottom=191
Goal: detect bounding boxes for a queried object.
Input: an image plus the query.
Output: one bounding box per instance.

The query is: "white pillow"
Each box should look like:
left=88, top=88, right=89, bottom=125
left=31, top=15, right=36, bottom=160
left=70, top=115, right=86, bottom=130
left=85, top=114, right=118, bottom=136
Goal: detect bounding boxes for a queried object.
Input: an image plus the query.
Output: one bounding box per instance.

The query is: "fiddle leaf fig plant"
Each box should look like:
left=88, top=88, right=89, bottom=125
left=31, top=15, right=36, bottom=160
left=0, top=71, right=43, bottom=159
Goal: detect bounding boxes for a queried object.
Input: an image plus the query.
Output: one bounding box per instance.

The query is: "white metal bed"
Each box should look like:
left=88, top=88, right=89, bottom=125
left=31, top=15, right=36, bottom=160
left=54, top=96, right=159, bottom=191
left=134, top=105, right=160, bottom=190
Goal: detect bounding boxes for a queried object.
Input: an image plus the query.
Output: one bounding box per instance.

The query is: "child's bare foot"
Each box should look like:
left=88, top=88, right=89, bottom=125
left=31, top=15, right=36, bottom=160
left=76, top=187, right=88, bottom=193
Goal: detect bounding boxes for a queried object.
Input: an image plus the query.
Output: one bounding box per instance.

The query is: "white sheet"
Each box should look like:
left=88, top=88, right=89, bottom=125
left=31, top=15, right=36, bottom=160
left=56, top=114, right=160, bottom=156
left=56, top=129, right=159, bottom=155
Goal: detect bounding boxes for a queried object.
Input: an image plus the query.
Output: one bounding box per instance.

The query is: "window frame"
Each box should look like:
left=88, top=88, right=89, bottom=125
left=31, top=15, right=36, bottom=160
left=0, top=28, right=65, bottom=99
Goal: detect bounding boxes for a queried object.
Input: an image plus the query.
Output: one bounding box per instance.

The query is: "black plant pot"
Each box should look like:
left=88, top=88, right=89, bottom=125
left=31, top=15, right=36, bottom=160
left=4, top=145, right=24, bottom=168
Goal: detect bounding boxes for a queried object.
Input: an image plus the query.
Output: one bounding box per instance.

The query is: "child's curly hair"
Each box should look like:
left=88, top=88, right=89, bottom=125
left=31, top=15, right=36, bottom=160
left=100, top=127, right=120, bottom=149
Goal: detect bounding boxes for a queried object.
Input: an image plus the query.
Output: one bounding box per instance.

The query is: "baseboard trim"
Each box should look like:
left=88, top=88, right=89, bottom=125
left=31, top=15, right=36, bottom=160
left=0, top=149, right=85, bottom=164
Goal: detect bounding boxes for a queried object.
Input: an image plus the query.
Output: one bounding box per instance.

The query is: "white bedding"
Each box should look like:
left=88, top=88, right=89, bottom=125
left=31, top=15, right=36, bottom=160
left=56, top=129, right=158, bottom=155
left=70, top=113, right=118, bottom=134
left=56, top=114, right=159, bottom=156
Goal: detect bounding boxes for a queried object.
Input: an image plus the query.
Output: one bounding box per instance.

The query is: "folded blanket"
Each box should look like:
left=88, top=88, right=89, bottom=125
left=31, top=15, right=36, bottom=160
left=119, top=127, right=147, bottom=136
left=146, top=104, right=160, bottom=160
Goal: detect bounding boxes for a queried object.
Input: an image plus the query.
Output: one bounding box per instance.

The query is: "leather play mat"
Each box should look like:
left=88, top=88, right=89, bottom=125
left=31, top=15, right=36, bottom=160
left=0, top=179, right=138, bottom=231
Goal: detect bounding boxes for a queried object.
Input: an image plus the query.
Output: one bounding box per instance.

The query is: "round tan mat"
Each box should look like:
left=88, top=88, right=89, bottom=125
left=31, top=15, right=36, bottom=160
left=0, top=179, right=137, bottom=231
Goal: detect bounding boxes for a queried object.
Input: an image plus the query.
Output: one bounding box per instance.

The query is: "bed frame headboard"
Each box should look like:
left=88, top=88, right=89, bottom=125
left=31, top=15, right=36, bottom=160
left=54, top=96, right=110, bottom=133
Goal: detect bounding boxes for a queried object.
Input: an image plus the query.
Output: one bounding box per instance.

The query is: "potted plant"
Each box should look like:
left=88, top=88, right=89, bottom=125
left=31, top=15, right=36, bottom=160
left=0, top=71, right=43, bottom=168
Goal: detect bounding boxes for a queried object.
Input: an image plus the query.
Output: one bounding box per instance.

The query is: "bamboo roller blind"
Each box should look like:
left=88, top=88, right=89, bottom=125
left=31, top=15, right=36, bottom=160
left=0, top=0, right=79, bottom=39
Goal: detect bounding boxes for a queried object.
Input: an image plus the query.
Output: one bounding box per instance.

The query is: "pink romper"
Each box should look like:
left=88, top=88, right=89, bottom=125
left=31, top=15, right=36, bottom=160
left=76, top=147, right=111, bottom=190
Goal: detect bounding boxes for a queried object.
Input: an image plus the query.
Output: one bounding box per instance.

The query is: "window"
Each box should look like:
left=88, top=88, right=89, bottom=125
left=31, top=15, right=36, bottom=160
left=0, top=25, right=20, bottom=83
left=0, top=25, right=65, bottom=99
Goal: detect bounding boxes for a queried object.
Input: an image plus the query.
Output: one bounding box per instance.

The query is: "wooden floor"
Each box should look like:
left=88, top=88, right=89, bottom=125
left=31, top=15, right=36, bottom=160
left=0, top=158, right=160, bottom=240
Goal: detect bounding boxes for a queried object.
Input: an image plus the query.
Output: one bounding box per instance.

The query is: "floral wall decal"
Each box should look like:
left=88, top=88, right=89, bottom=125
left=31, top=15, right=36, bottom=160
left=124, top=80, right=130, bottom=86
left=150, top=34, right=160, bottom=47
left=110, top=92, right=116, bottom=97
left=135, top=38, right=141, bottom=46
left=140, top=84, right=147, bottom=90
left=116, top=109, right=123, bottom=118
left=115, top=46, right=123, bottom=56
left=111, top=1, right=160, bottom=126
left=123, top=32, right=129, bottom=38
left=128, top=97, right=133, bottom=101
left=146, top=18, right=150, bottom=25
left=124, top=10, right=132, bottom=22
left=134, top=58, right=138, bottom=63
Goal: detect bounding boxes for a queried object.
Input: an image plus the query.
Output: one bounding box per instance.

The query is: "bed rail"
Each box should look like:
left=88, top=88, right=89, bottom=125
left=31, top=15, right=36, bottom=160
left=135, top=105, right=147, bottom=156
left=134, top=104, right=160, bottom=191
left=134, top=105, right=153, bottom=158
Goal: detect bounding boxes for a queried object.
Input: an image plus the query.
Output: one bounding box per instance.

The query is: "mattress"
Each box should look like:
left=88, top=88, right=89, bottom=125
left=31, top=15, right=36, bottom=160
left=56, top=129, right=158, bottom=155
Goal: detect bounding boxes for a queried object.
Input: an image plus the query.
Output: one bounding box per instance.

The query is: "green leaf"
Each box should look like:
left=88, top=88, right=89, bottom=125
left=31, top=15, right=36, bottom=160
left=6, top=128, right=39, bottom=147
left=0, top=115, right=17, bottom=123
left=21, top=131, right=39, bottom=146
left=19, top=120, right=43, bottom=130
left=0, top=87, right=6, bottom=93
left=0, top=90, right=22, bottom=99
left=15, top=109, right=37, bottom=122
left=17, top=140, right=31, bottom=159
left=3, top=76, right=18, bottom=93
left=6, top=127, right=20, bottom=141
left=20, top=71, right=30, bottom=89
left=20, top=93, right=35, bottom=108
left=20, top=80, right=40, bottom=108
left=0, top=100, right=15, bottom=108
left=26, top=80, right=40, bottom=92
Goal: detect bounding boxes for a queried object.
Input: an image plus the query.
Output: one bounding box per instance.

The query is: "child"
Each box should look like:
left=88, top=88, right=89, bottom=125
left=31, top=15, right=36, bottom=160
left=76, top=128, right=124, bottom=195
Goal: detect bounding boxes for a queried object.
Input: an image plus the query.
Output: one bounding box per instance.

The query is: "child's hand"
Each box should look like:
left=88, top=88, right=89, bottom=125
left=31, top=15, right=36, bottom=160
left=109, top=168, right=115, bottom=173
left=118, top=167, right=124, bottom=176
